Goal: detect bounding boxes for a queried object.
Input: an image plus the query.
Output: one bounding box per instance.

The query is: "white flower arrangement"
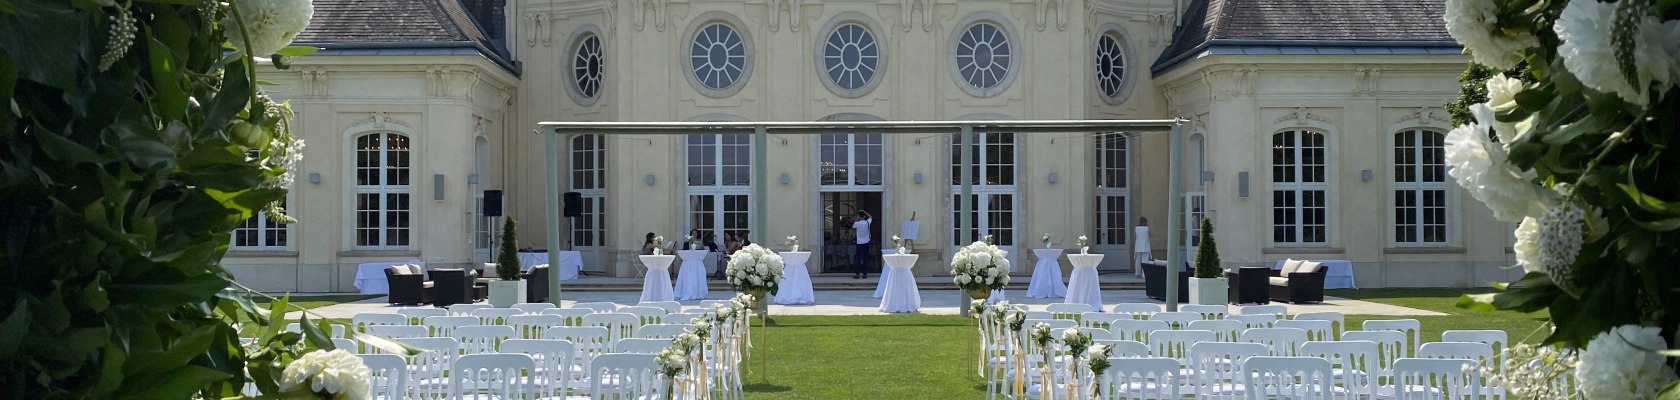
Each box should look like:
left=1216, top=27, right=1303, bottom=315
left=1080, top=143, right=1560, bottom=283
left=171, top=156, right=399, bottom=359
left=223, top=0, right=315, bottom=57
left=891, top=235, right=906, bottom=254
left=689, top=317, right=714, bottom=340
left=950, top=241, right=1011, bottom=292
left=279, top=349, right=370, bottom=400
left=1004, top=310, right=1027, bottom=332
left=1028, top=322, right=1054, bottom=349
left=1076, top=235, right=1089, bottom=254
left=1085, top=342, right=1114, bottom=376
left=1443, top=104, right=1547, bottom=223
left=655, top=346, right=689, bottom=378
left=1443, top=0, right=1538, bottom=69
left=653, top=235, right=666, bottom=255
left=1474, top=343, right=1577, bottom=398
left=1041, top=233, right=1052, bottom=248
left=726, top=244, right=784, bottom=294
left=1555, top=0, right=1680, bottom=107
left=1061, top=327, right=1092, bottom=357
left=1577, top=325, right=1677, bottom=399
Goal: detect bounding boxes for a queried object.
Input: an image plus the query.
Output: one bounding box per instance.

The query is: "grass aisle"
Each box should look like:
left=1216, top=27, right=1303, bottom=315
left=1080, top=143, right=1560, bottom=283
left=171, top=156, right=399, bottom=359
left=743, top=315, right=986, bottom=399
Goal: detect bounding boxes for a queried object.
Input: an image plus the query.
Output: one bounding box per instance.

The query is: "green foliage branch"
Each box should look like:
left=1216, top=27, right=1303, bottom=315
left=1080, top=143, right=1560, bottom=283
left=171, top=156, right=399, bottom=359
left=1192, top=218, right=1221, bottom=279
left=497, top=216, right=521, bottom=280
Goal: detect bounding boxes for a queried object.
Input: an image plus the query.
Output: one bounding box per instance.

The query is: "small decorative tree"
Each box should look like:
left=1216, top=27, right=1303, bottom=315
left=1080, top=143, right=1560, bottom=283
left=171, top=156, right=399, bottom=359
left=1193, top=218, right=1221, bottom=278
left=497, top=216, right=521, bottom=280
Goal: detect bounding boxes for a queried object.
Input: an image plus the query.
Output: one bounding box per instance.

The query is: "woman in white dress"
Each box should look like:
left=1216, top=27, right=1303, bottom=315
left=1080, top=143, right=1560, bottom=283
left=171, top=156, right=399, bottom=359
left=1134, top=217, right=1151, bottom=277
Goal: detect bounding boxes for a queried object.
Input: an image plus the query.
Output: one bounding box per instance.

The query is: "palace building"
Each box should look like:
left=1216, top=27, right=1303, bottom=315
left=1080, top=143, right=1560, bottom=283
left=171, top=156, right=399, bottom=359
left=228, top=0, right=1521, bottom=292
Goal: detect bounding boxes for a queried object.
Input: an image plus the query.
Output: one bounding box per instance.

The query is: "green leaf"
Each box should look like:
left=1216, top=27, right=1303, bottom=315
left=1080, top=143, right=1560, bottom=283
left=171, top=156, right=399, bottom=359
left=35, top=127, right=112, bottom=164
left=121, top=365, right=231, bottom=400
left=0, top=0, right=19, bottom=14
left=1630, top=217, right=1680, bottom=231
left=351, top=331, right=423, bottom=356
left=145, top=32, right=188, bottom=121
left=1659, top=380, right=1680, bottom=400
left=197, top=60, right=250, bottom=137
left=0, top=4, right=80, bottom=91
left=1455, top=293, right=1498, bottom=312
left=262, top=295, right=289, bottom=344
left=107, top=274, right=230, bottom=309
left=0, top=296, right=29, bottom=359
left=83, top=271, right=110, bottom=312
left=276, top=45, right=319, bottom=57
left=298, top=315, right=333, bottom=351
left=1617, top=183, right=1680, bottom=215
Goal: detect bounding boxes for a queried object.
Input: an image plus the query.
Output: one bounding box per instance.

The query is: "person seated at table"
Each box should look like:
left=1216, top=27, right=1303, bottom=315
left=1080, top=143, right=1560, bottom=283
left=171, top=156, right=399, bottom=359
left=641, top=232, right=657, bottom=255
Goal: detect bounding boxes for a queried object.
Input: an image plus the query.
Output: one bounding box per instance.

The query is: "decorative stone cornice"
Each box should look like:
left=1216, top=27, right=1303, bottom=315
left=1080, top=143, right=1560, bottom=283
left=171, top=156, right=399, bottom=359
left=1275, top=106, right=1330, bottom=125
left=1394, top=106, right=1448, bottom=125
left=1353, top=65, right=1381, bottom=97
left=898, top=0, right=934, bottom=32
left=358, top=111, right=413, bottom=130
left=633, top=0, right=668, bottom=32
left=767, top=0, right=805, bottom=32
left=300, top=67, right=329, bottom=97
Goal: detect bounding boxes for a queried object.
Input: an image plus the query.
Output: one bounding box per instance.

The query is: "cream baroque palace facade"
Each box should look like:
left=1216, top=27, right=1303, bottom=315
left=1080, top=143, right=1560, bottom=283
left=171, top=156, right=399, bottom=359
left=228, top=0, right=1523, bottom=292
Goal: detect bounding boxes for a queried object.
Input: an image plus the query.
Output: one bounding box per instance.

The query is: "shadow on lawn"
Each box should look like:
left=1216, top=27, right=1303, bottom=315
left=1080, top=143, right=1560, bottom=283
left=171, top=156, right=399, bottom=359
left=743, top=383, right=793, bottom=393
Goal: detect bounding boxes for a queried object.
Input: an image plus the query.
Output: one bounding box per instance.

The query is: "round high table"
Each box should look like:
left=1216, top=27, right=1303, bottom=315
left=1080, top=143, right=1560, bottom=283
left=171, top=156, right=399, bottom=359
left=879, top=253, right=922, bottom=313
left=1065, top=253, right=1106, bottom=311
left=638, top=255, right=676, bottom=303
left=1026, top=248, right=1067, bottom=298
left=674, top=250, right=710, bottom=301
left=774, top=251, right=815, bottom=305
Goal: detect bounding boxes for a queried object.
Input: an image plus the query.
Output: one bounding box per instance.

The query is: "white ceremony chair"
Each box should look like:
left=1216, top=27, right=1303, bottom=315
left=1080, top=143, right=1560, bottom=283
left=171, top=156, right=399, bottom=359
left=453, top=325, right=514, bottom=354
left=1186, top=319, right=1245, bottom=342
left=1225, top=314, right=1278, bottom=329
left=1238, top=327, right=1308, bottom=357
left=640, top=300, right=683, bottom=314
left=329, top=338, right=358, bottom=353
left=546, top=326, right=612, bottom=370
left=697, top=299, right=732, bottom=309
left=1148, top=311, right=1200, bottom=330
left=499, top=339, right=579, bottom=398
left=1179, top=304, right=1228, bottom=320
left=421, top=315, right=477, bottom=338
left=507, top=314, right=565, bottom=339
left=1342, top=330, right=1408, bottom=382
left=356, top=353, right=407, bottom=400
left=583, top=312, right=642, bottom=344
left=573, top=301, right=619, bottom=313
left=447, top=303, right=492, bottom=317
left=1080, top=312, right=1131, bottom=330
left=1046, top=303, right=1095, bottom=320
left=664, top=312, right=703, bottom=325
left=540, top=307, right=592, bottom=326
left=1274, top=319, right=1335, bottom=342
left=615, top=337, right=673, bottom=354
left=587, top=353, right=662, bottom=399
left=1443, top=329, right=1509, bottom=379
left=511, top=302, right=553, bottom=314
left=350, top=313, right=407, bottom=333
left=1188, top=342, right=1269, bottom=399
left=1111, top=319, right=1171, bottom=343
left=619, top=306, right=669, bottom=326
left=365, top=325, right=427, bottom=339
left=284, top=322, right=348, bottom=338
left=1241, top=356, right=1335, bottom=399
left=470, top=307, right=522, bottom=325
left=1095, top=339, right=1151, bottom=358
left=1299, top=340, right=1380, bottom=398
left=1419, top=341, right=1498, bottom=397
left=1363, top=319, right=1422, bottom=357
left=451, top=353, right=538, bottom=400
left=1112, top=303, right=1161, bottom=319
left=1023, top=311, right=1054, bottom=321
left=1236, top=304, right=1287, bottom=318
left=1387, top=358, right=1478, bottom=399
left=1077, top=326, right=1118, bottom=341
left=395, top=337, right=459, bottom=398
left=1292, top=312, right=1345, bottom=339
left=1101, top=357, right=1183, bottom=399
left=396, top=307, right=446, bottom=325
left=638, top=323, right=695, bottom=339
left=1149, top=330, right=1216, bottom=367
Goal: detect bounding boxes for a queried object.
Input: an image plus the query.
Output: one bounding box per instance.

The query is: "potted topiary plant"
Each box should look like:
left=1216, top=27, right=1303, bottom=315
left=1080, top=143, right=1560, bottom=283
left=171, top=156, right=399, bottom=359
left=1188, top=218, right=1227, bottom=305
left=489, top=216, right=525, bottom=307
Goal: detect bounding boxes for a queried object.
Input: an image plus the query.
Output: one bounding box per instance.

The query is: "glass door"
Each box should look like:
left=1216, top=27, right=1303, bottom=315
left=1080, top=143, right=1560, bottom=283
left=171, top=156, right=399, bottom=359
left=820, top=192, right=883, bottom=273
left=1093, top=133, right=1129, bottom=271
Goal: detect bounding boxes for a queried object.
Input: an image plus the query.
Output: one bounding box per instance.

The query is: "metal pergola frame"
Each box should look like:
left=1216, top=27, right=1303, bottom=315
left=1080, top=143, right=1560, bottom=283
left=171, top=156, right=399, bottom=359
left=536, top=119, right=1188, bottom=313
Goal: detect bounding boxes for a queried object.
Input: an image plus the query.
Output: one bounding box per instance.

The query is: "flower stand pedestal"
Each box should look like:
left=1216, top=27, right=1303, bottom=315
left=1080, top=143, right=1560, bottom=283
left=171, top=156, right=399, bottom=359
left=1189, top=277, right=1228, bottom=305
left=488, top=280, right=526, bottom=308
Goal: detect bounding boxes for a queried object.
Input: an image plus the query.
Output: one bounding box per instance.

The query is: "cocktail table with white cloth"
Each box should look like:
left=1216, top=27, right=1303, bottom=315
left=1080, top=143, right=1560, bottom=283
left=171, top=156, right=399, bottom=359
left=1271, top=259, right=1356, bottom=289
left=674, top=250, right=710, bottom=300
left=873, top=249, right=895, bottom=299
left=879, top=253, right=922, bottom=313
left=356, top=260, right=423, bottom=294
left=1064, top=253, right=1105, bottom=311
left=774, top=251, right=815, bottom=305
left=638, top=255, right=676, bottom=302
left=1026, top=248, right=1067, bottom=298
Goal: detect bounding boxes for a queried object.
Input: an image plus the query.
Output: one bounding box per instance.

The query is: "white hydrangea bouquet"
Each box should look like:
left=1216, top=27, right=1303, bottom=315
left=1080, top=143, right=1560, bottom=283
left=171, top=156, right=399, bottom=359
left=279, top=349, right=371, bottom=400
left=951, top=240, right=1010, bottom=300
left=785, top=235, right=799, bottom=252
left=1041, top=233, right=1052, bottom=249
left=1076, top=235, right=1089, bottom=254
left=727, top=244, right=784, bottom=297
left=1442, top=0, right=1680, bottom=396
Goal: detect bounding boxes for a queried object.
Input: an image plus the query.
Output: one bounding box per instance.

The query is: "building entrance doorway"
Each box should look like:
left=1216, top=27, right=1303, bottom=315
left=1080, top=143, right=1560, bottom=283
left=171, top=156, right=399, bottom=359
left=820, top=192, right=883, bottom=273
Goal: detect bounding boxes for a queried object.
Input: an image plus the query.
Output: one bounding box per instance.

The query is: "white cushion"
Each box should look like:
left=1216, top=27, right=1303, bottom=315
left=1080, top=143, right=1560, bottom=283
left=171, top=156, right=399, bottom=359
left=1297, top=261, right=1323, bottom=275
left=403, top=264, right=421, bottom=275
left=1267, top=277, right=1291, bottom=286
left=1280, top=259, right=1304, bottom=275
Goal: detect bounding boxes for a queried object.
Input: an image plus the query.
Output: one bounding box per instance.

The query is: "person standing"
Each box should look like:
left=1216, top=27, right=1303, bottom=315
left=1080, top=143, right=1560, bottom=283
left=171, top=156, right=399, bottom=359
left=852, top=210, right=873, bottom=279
left=1134, top=218, right=1151, bottom=277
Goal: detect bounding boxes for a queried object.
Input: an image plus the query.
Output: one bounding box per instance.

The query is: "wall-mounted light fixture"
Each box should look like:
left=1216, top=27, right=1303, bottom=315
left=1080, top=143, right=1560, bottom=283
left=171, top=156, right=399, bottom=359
left=644, top=174, right=656, bottom=186
left=467, top=173, right=479, bottom=185
left=779, top=172, right=791, bottom=185
left=433, top=173, right=445, bottom=201
left=308, top=172, right=321, bottom=184
left=913, top=172, right=924, bottom=184
left=1361, top=169, right=1373, bottom=182
left=1047, top=172, right=1059, bottom=183
left=1237, top=171, right=1250, bottom=198
left=1201, top=171, right=1215, bottom=182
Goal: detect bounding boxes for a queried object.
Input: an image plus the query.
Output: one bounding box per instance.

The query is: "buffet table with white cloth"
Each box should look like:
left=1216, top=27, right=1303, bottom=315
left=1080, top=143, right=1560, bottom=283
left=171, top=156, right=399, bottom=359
left=674, top=250, right=710, bottom=300
left=1271, top=259, right=1356, bottom=289
left=355, top=260, right=423, bottom=294
left=774, top=251, right=815, bottom=305
left=1064, top=253, right=1105, bottom=311
left=638, top=255, right=676, bottom=302
left=1026, top=248, right=1067, bottom=298
left=879, top=254, right=922, bottom=313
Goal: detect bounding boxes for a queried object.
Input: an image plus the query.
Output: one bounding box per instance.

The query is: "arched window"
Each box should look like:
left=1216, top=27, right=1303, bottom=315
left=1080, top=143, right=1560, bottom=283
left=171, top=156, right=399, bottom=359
left=571, top=134, right=607, bottom=247
left=354, top=132, right=412, bottom=248
left=687, top=133, right=752, bottom=241
left=1272, top=130, right=1327, bottom=245
left=1394, top=129, right=1448, bottom=245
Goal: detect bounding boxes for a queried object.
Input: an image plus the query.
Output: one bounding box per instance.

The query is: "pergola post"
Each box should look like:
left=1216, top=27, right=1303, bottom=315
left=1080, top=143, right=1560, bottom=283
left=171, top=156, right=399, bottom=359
left=1164, top=120, right=1185, bottom=312
left=753, top=126, right=768, bottom=245
left=544, top=127, right=564, bottom=306
left=957, top=125, right=974, bottom=317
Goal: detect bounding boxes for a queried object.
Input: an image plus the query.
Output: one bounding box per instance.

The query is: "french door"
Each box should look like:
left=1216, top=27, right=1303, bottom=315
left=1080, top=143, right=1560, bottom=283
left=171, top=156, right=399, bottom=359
left=1093, top=133, right=1130, bottom=270
left=951, top=192, right=1018, bottom=271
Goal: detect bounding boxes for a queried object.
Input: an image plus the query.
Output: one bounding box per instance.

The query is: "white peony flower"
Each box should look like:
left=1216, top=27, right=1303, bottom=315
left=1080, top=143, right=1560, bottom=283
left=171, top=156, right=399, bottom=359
left=1577, top=325, right=1676, bottom=399
left=280, top=349, right=370, bottom=400
left=224, top=0, right=314, bottom=57
left=1555, top=0, right=1680, bottom=107
left=1512, top=217, right=1542, bottom=274
left=1485, top=75, right=1523, bottom=114
left=1444, top=105, right=1547, bottom=223
left=956, top=275, right=972, bottom=285
left=1443, top=0, right=1537, bottom=69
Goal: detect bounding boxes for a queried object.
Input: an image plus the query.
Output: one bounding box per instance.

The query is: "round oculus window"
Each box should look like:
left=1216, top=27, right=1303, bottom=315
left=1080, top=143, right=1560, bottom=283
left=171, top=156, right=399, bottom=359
left=954, top=22, right=1012, bottom=89
left=822, top=23, right=880, bottom=90
left=1095, top=34, right=1127, bottom=99
left=573, top=34, right=603, bottom=99
left=688, top=23, right=749, bottom=91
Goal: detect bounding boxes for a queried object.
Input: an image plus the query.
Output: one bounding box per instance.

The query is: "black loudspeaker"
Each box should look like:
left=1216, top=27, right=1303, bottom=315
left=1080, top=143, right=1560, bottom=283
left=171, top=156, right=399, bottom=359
left=483, top=190, right=504, bottom=216
left=563, top=192, right=583, bottom=217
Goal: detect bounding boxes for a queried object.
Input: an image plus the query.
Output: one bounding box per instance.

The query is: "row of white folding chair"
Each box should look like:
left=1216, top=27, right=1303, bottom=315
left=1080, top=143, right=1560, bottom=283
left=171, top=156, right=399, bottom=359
left=389, top=335, right=654, bottom=397
left=1104, top=303, right=1287, bottom=320
left=365, top=342, right=662, bottom=399
left=1098, top=355, right=1481, bottom=400
left=283, top=322, right=348, bottom=338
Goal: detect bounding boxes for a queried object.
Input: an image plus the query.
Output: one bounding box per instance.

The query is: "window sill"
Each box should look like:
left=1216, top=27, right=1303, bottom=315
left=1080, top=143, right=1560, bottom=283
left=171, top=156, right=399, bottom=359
left=1261, top=247, right=1345, bottom=255
left=1383, top=247, right=1467, bottom=255
left=225, top=250, right=298, bottom=258
left=337, top=250, right=421, bottom=258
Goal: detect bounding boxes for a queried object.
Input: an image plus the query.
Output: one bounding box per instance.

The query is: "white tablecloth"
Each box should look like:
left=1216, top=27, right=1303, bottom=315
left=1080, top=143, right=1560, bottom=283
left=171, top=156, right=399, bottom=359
left=555, top=251, right=582, bottom=280
left=1026, top=248, right=1067, bottom=298
left=639, top=255, right=676, bottom=302
left=879, top=254, right=921, bottom=313
left=354, top=260, right=422, bottom=294
left=517, top=252, right=548, bottom=269
left=674, top=250, right=710, bottom=300
left=1272, top=259, right=1356, bottom=289
left=1065, top=253, right=1105, bottom=311
left=873, top=249, right=896, bottom=299
left=774, top=252, right=815, bottom=305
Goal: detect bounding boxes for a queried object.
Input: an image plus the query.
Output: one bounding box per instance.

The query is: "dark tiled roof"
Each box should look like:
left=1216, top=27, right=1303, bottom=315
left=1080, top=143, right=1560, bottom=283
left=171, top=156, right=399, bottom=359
left=295, top=0, right=515, bottom=72
left=1152, top=0, right=1457, bottom=75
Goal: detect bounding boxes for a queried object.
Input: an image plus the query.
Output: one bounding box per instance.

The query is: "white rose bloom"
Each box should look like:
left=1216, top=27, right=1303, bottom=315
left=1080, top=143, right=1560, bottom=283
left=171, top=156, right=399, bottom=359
left=1512, top=217, right=1543, bottom=274
left=956, top=275, right=972, bottom=285
left=280, top=349, right=370, bottom=400
left=1444, top=105, right=1546, bottom=223
left=223, top=0, right=315, bottom=57
left=1484, top=75, right=1523, bottom=114
left=1555, top=0, right=1680, bottom=107
left=1442, top=0, right=1536, bottom=69
left=1577, top=325, right=1677, bottom=399
left=748, top=276, right=761, bottom=286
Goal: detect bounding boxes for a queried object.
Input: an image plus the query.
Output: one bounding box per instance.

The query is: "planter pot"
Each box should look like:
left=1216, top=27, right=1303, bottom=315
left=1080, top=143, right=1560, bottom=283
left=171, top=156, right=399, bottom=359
left=1188, top=277, right=1228, bottom=305
left=488, top=280, right=526, bottom=308
left=966, top=287, right=993, bottom=301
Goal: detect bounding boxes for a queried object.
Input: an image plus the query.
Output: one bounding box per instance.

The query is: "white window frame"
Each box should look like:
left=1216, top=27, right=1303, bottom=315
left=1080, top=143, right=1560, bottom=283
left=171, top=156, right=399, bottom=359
left=686, top=133, right=753, bottom=241
left=818, top=133, right=884, bottom=189
left=1094, top=133, right=1128, bottom=247
left=949, top=132, right=1018, bottom=248
left=352, top=132, right=412, bottom=249
left=1392, top=128, right=1451, bottom=246
left=571, top=134, right=607, bottom=248
left=232, top=198, right=290, bottom=250
left=1270, top=129, right=1329, bottom=247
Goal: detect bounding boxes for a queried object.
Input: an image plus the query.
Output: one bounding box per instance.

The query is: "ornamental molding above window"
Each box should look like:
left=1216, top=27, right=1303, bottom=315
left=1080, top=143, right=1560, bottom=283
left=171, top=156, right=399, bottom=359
left=352, top=112, right=413, bottom=130
left=1393, top=107, right=1449, bottom=125
left=1275, top=106, right=1331, bottom=126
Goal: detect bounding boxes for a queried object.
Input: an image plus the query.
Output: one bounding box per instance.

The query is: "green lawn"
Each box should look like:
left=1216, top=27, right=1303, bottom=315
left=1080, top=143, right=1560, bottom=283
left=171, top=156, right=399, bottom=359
left=1332, top=288, right=1551, bottom=344
left=741, top=315, right=986, bottom=399
left=253, top=294, right=380, bottom=311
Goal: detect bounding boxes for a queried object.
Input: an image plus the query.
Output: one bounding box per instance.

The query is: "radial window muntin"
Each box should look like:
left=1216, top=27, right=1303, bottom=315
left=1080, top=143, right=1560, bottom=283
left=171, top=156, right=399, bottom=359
left=571, top=33, right=603, bottom=103
left=823, top=23, right=879, bottom=91
left=1095, top=32, right=1127, bottom=100
left=948, top=14, right=1019, bottom=98
left=688, top=22, right=750, bottom=92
